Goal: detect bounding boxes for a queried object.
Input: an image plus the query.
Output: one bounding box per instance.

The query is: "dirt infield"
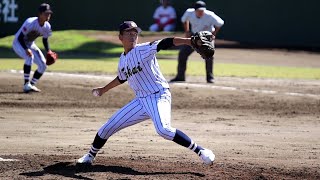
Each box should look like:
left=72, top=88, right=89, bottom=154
left=0, top=70, right=319, bottom=179
left=1, top=32, right=320, bottom=179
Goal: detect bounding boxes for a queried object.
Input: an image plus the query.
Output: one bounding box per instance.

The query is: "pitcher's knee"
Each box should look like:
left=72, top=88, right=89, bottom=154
left=156, top=127, right=176, bottom=140
left=38, top=63, right=47, bottom=73
left=97, top=126, right=113, bottom=140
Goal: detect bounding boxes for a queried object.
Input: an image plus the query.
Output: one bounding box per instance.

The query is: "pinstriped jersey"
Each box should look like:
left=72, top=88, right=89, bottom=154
left=117, top=40, right=169, bottom=97
left=14, top=17, right=52, bottom=45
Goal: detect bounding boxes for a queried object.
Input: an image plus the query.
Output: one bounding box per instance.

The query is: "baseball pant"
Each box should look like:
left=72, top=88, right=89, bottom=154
left=12, top=40, right=47, bottom=73
left=97, top=88, right=176, bottom=141
left=149, top=24, right=175, bottom=32
left=176, top=45, right=214, bottom=81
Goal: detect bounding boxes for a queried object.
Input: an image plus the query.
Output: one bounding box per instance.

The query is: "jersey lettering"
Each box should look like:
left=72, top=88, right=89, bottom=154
left=122, top=62, right=143, bottom=78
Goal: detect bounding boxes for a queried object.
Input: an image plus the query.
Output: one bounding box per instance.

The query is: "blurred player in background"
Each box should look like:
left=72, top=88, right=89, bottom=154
left=149, top=0, right=176, bottom=32
left=12, top=3, right=54, bottom=93
left=170, top=1, right=224, bottom=83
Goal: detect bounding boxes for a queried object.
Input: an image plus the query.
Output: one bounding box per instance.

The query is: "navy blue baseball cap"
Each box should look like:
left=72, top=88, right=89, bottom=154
left=194, top=1, right=206, bottom=10
left=119, top=21, right=142, bottom=33
left=39, top=3, right=53, bottom=14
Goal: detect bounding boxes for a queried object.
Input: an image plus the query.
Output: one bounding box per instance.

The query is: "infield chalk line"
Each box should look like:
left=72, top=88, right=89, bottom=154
left=173, top=83, right=320, bottom=99
left=9, top=70, right=320, bottom=99
left=0, top=157, right=19, bottom=161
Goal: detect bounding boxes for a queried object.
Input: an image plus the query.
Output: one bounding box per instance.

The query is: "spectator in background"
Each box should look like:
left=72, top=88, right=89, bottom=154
left=149, top=0, right=176, bottom=32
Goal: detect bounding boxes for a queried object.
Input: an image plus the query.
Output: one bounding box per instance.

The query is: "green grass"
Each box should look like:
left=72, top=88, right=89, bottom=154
left=0, top=30, right=107, bottom=51
left=1, top=59, right=320, bottom=79
left=1, top=30, right=319, bottom=80
left=0, top=30, right=178, bottom=57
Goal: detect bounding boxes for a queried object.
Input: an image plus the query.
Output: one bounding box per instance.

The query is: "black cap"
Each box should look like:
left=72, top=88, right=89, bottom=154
left=194, top=1, right=206, bottom=10
left=39, top=3, right=53, bottom=14
left=119, top=21, right=142, bottom=33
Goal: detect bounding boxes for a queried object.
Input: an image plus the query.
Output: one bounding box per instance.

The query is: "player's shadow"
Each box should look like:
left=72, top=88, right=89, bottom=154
left=20, top=162, right=205, bottom=179
left=0, top=41, right=122, bottom=59
left=0, top=92, right=26, bottom=94
left=61, top=41, right=122, bottom=59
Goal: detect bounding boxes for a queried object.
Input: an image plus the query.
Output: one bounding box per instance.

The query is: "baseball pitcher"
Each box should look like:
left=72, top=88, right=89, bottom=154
left=77, top=21, right=215, bottom=165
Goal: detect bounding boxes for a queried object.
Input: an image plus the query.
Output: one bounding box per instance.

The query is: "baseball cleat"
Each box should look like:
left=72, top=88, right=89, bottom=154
left=23, top=82, right=32, bottom=93
left=199, top=148, right=215, bottom=165
left=23, top=82, right=41, bottom=93
left=77, top=153, right=95, bottom=164
left=30, top=84, right=41, bottom=92
left=169, top=77, right=185, bottom=83
left=207, top=79, right=215, bottom=84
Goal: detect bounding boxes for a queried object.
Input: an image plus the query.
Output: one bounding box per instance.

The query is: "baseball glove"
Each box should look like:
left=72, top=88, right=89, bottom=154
left=46, top=51, right=58, bottom=65
left=191, top=31, right=215, bottom=60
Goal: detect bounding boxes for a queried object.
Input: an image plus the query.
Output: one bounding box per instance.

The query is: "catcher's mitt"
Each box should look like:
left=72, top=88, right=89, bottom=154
left=191, top=31, right=215, bottom=60
left=46, top=51, right=58, bottom=65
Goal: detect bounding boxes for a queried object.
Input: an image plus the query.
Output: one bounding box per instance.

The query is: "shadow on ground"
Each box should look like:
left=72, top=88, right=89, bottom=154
left=0, top=41, right=123, bottom=59
left=20, top=162, right=205, bottom=179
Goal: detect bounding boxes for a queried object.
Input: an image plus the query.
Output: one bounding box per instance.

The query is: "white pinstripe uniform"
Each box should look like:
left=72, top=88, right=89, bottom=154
left=12, top=17, right=52, bottom=74
left=97, top=41, right=176, bottom=140
left=78, top=21, right=215, bottom=165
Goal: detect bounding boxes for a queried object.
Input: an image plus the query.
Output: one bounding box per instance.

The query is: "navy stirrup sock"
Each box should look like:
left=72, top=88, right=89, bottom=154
left=89, top=133, right=107, bottom=157
left=173, top=129, right=204, bottom=154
